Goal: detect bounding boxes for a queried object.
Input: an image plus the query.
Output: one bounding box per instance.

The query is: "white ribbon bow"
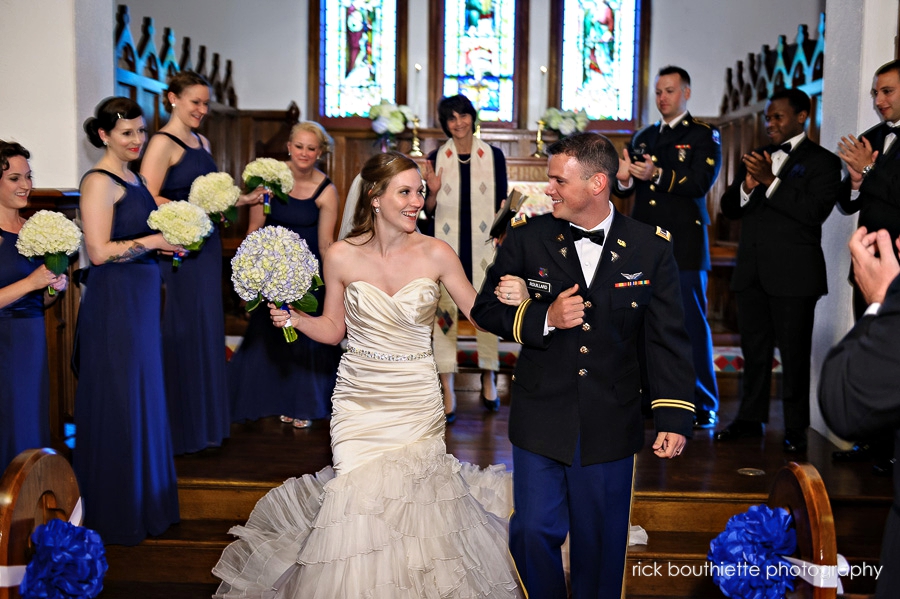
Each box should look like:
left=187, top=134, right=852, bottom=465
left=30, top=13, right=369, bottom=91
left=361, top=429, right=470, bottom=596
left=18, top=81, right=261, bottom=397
left=781, top=554, right=850, bottom=593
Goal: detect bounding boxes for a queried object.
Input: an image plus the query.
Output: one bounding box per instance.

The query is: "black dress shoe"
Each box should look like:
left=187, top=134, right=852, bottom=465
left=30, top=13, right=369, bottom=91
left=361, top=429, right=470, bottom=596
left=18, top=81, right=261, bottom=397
left=694, top=410, right=718, bottom=429
left=481, top=395, right=500, bottom=412
left=873, top=458, right=895, bottom=476
left=832, top=443, right=873, bottom=462
left=783, top=429, right=808, bottom=453
left=714, top=421, right=764, bottom=442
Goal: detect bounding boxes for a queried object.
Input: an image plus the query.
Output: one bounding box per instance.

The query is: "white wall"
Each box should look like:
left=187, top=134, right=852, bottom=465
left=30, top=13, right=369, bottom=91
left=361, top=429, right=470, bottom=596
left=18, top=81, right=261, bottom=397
left=0, top=0, right=113, bottom=188
left=647, top=0, right=826, bottom=120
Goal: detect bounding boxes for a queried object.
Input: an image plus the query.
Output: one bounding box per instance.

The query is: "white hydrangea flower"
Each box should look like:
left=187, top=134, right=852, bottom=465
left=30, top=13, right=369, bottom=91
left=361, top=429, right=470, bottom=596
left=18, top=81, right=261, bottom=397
left=147, top=201, right=213, bottom=248
left=188, top=172, right=241, bottom=214
left=541, top=107, right=589, bottom=136
left=16, top=210, right=83, bottom=257
left=230, top=225, right=319, bottom=305
left=242, top=158, right=294, bottom=195
left=368, top=99, right=415, bottom=135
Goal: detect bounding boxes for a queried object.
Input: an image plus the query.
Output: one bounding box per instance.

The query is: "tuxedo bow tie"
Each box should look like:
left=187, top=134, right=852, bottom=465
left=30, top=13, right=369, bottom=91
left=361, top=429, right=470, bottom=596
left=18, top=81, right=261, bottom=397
left=768, top=142, right=792, bottom=155
left=571, top=227, right=605, bottom=245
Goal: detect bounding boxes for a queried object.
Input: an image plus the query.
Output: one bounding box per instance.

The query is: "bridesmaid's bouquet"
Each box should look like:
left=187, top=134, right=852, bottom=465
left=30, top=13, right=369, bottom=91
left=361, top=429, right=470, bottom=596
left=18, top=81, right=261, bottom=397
left=242, top=158, right=294, bottom=216
left=188, top=172, right=241, bottom=227
left=147, top=201, right=214, bottom=269
left=231, top=225, right=322, bottom=343
left=16, top=210, right=83, bottom=295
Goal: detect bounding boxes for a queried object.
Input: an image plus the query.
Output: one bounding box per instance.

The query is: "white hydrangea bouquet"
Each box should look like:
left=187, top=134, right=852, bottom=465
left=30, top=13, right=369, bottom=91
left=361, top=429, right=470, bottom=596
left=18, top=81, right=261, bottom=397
left=231, top=225, right=322, bottom=343
left=542, top=107, right=589, bottom=137
left=147, top=200, right=214, bottom=269
left=242, top=158, right=294, bottom=216
left=188, top=172, right=241, bottom=227
left=368, top=100, right=415, bottom=149
left=16, top=210, right=83, bottom=296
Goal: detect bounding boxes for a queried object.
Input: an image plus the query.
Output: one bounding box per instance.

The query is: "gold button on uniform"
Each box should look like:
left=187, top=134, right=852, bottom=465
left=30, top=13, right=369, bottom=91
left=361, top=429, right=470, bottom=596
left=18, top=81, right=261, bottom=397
left=579, top=346, right=589, bottom=354
left=584, top=301, right=592, bottom=308
left=649, top=186, right=656, bottom=192
left=631, top=301, right=638, bottom=308
left=511, top=374, right=516, bottom=381
left=578, top=369, right=588, bottom=377
left=649, top=199, right=656, bottom=205
left=535, top=293, right=542, bottom=299
left=695, top=220, right=701, bottom=225
left=582, top=322, right=591, bottom=331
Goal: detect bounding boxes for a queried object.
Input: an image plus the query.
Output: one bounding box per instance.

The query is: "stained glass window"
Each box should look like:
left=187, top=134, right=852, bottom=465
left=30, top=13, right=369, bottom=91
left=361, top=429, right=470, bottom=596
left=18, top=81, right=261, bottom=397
left=442, top=0, right=517, bottom=123
left=322, top=0, right=398, bottom=118
left=560, top=0, right=637, bottom=121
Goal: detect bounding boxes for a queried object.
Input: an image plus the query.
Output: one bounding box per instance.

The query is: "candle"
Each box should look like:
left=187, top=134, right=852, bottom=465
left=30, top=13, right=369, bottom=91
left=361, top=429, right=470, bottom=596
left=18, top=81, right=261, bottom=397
left=414, top=63, right=423, bottom=123
left=539, top=65, right=548, bottom=124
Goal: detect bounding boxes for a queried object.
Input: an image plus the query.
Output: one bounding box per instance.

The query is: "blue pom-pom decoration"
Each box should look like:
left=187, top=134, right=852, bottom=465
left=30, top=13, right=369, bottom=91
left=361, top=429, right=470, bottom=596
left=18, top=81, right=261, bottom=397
left=19, top=518, right=108, bottom=599
left=708, top=504, right=797, bottom=598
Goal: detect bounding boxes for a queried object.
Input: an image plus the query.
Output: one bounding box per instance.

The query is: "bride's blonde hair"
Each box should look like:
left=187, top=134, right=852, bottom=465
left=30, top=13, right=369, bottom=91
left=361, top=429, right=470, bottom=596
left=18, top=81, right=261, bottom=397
left=346, top=151, right=420, bottom=243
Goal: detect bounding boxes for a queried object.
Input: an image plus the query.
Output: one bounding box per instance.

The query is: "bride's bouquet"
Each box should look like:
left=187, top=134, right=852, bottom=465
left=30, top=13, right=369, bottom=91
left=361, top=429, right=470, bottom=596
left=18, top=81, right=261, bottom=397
left=16, top=210, right=83, bottom=295
left=189, top=172, right=241, bottom=227
left=231, top=225, right=322, bottom=342
left=147, top=201, right=214, bottom=269
left=242, top=158, right=294, bottom=216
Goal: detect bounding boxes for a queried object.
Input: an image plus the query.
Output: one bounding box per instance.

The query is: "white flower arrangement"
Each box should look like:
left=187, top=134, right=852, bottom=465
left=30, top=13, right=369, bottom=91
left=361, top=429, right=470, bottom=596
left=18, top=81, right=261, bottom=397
left=542, top=107, right=589, bottom=137
left=16, top=210, right=83, bottom=294
left=231, top=225, right=322, bottom=342
left=242, top=158, right=294, bottom=215
left=147, top=201, right=213, bottom=268
left=368, top=100, right=415, bottom=137
left=188, top=172, right=241, bottom=226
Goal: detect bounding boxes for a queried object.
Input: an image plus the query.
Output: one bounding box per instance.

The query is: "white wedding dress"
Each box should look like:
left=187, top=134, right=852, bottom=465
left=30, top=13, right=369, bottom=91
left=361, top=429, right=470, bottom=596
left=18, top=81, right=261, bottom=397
left=213, top=278, right=523, bottom=598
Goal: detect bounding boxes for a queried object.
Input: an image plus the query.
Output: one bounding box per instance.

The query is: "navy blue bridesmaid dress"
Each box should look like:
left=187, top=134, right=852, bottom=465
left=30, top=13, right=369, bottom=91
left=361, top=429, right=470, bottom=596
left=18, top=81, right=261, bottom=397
left=229, top=177, right=340, bottom=422
left=155, top=132, right=230, bottom=454
left=74, top=170, right=179, bottom=545
left=0, top=229, right=50, bottom=471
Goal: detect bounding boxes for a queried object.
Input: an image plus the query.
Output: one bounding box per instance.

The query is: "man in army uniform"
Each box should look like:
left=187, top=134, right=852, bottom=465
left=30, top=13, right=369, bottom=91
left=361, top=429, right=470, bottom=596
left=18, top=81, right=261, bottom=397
left=472, top=132, right=694, bottom=598
left=614, top=65, right=722, bottom=429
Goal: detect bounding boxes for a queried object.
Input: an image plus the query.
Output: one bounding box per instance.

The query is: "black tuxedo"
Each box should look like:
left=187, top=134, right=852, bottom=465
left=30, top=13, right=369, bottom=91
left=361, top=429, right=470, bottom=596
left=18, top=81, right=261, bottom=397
left=472, top=210, right=695, bottom=465
left=720, top=138, right=840, bottom=432
left=819, top=274, right=900, bottom=599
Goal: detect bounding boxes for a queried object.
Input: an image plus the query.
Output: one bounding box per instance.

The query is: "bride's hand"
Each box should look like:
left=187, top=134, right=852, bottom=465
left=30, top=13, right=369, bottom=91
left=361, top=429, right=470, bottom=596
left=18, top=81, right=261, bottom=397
left=495, top=275, right=528, bottom=306
left=268, top=302, right=296, bottom=329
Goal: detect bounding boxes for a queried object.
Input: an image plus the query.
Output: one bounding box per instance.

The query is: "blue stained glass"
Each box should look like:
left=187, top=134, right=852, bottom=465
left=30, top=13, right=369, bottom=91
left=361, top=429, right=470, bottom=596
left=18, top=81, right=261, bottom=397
left=561, top=0, right=636, bottom=121
left=323, top=0, right=397, bottom=118
left=442, top=0, right=516, bottom=122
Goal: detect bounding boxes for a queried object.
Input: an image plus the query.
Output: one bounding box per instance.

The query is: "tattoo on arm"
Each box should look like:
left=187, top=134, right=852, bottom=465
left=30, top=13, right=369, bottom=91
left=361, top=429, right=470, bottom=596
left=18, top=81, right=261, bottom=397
left=105, top=241, right=149, bottom=264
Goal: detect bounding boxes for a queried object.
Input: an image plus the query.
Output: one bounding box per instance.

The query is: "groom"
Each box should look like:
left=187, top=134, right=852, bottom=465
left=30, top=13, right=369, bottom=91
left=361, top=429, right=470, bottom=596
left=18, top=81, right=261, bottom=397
left=472, top=132, right=695, bottom=598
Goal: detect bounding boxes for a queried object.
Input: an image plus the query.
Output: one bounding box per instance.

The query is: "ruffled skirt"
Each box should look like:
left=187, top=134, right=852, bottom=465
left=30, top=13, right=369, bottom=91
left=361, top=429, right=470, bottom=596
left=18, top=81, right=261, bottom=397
left=213, top=436, right=523, bottom=598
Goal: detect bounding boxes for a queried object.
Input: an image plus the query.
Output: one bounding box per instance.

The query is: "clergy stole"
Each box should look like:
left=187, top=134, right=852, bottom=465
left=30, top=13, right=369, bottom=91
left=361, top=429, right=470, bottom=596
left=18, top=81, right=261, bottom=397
left=433, top=137, right=499, bottom=372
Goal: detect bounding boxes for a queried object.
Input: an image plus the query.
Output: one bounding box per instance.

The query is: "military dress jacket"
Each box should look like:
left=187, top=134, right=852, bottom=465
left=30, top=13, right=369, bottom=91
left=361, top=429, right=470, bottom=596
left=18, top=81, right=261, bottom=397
left=614, top=113, right=722, bottom=271
left=838, top=121, right=900, bottom=241
left=720, top=138, right=841, bottom=298
left=471, top=210, right=695, bottom=467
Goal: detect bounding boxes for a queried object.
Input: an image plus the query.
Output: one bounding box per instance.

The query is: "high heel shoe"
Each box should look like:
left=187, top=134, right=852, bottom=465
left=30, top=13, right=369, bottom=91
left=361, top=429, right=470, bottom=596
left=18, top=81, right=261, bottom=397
left=279, top=415, right=293, bottom=423
left=481, top=395, right=500, bottom=412
left=445, top=412, right=456, bottom=425
left=292, top=419, right=312, bottom=429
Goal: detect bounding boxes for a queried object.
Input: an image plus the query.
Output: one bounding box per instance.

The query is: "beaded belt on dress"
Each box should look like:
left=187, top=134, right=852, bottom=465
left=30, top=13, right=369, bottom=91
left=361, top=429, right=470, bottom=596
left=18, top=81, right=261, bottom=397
left=345, top=344, right=433, bottom=361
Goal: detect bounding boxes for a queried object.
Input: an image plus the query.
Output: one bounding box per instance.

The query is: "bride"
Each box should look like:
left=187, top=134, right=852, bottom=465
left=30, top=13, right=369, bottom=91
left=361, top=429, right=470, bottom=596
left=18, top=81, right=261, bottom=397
left=213, top=151, right=526, bottom=598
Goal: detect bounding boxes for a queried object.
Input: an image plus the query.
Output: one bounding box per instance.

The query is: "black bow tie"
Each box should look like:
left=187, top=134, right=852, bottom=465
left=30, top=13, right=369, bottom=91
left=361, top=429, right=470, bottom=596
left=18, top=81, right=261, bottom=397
left=768, top=142, right=792, bottom=155
left=571, top=227, right=605, bottom=245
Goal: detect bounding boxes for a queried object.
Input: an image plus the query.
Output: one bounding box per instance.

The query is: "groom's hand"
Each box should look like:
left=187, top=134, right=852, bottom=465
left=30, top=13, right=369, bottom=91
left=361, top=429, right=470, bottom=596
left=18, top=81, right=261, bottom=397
left=652, top=432, right=686, bottom=459
left=547, top=284, right=584, bottom=329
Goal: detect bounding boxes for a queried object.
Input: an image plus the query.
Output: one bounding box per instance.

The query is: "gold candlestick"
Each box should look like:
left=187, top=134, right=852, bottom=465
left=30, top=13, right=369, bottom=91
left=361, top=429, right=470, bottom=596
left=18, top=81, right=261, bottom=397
left=410, top=116, right=423, bottom=157
left=533, top=119, right=546, bottom=157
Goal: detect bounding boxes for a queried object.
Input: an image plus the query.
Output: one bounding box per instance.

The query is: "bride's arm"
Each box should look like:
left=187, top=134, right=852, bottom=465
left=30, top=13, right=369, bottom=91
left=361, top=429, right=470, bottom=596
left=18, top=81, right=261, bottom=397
left=271, top=243, right=348, bottom=344
left=432, top=240, right=480, bottom=324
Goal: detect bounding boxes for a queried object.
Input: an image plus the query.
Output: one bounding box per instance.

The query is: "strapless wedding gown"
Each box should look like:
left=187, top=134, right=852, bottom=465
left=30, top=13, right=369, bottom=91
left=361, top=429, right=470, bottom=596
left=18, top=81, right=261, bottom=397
left=213, top=278, right=522, bottom=598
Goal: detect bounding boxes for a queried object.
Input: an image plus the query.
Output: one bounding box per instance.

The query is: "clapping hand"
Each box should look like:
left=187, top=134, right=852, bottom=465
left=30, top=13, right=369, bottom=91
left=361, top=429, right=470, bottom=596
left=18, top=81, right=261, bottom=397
left=742, top=150, right=775, bottom=189
left=837, top=135, right=878, bottom=186
left=422, top=161, right=443, bottom=197
left=849, top=226, right=900, bottom=304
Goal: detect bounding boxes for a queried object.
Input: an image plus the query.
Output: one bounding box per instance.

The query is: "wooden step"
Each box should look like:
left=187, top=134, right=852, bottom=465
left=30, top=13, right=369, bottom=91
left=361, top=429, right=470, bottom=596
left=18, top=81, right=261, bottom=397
left=99, top=581, right=218, bottom=599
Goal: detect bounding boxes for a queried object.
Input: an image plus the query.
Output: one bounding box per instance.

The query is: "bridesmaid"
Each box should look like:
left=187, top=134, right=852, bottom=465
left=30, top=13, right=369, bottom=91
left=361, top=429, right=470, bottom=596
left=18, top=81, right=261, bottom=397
left=229, top=121, right=340, bottom=428
left=75, top=97, right=181, bottom=544
left=141, top=71, right=264, bottom=454
left=0, top=141, right=67, bottom=471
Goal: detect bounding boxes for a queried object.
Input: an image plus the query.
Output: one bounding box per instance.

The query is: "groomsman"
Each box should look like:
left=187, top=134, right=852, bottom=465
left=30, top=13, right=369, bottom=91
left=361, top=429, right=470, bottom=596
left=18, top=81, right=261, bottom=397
left=715, top=88, right=840, bottom=453
left=614, top=65, right=722, bottom=429
left=833, top=58, right=900, bottom=469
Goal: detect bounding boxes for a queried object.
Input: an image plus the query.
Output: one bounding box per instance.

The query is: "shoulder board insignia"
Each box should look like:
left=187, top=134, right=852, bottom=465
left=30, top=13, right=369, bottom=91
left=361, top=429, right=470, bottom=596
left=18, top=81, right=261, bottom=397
left=511, top=213, right=527, bottom=228
left=692, top=117, right=712, bottom=128
left=656, top=226, right=672, bottom=241
left=706, top=157, right=715, bottom=165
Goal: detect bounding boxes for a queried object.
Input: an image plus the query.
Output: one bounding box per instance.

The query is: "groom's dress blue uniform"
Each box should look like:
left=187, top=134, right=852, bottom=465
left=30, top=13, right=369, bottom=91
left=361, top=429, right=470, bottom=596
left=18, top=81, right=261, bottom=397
left=471, top=209, right=695, bottom=598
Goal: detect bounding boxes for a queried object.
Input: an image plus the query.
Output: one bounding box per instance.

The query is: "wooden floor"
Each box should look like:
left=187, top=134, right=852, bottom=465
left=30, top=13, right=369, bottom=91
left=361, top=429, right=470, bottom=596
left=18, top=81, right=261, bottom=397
left=97, top=372, right=893, bottom=598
